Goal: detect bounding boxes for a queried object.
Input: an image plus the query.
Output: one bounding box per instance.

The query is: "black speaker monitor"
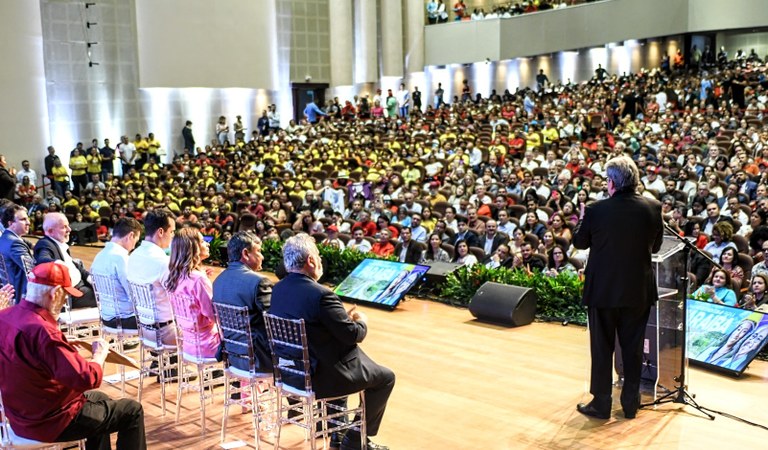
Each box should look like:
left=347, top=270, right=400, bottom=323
left=469, top=282, right=537, bottom=327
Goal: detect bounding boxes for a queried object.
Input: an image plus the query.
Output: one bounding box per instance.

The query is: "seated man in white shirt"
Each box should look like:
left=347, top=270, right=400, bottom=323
left=347, top=227, right=372, bottom=253
left=33, top=212, right=97, bottom=309
left=126, top=209, right=177, bottom=344
left=90, top=218, right=142, bottom=329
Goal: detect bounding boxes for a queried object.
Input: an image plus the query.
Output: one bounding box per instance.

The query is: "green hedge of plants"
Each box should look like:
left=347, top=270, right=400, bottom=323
left=261, top=241, right=587, bottom=324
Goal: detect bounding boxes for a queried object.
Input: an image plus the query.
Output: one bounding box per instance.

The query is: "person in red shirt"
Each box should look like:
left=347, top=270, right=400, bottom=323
left=353, top=210, right=378, bottom=237
left=371, top=229, right=395, bottom=257
left=0, top=262, right=146, bottom=449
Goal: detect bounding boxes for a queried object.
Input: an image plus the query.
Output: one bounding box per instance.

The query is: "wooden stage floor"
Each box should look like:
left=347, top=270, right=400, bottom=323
left=68, top=243, right=768, bottom=449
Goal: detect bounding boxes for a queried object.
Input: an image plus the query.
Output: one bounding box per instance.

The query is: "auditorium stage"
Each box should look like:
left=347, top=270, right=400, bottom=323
left=67, top=244, right=767, bottom=449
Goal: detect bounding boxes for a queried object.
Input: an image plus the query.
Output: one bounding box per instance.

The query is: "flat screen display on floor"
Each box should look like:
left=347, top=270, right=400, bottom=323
left=686, top=299, right=768, bottom=376
left=334, top=259, right=429, bottom=310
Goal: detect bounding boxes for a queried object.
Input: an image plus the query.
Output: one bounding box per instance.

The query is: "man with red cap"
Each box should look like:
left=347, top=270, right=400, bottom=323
left=0, top=262, right=146, bottom=449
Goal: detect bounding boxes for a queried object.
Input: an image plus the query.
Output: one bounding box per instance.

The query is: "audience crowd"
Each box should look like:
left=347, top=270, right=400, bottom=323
left=4, top=47, right=768, bottom=317
left=426, top=0, right=596, bottom=24
left=3, top=35, right=768, bottom=449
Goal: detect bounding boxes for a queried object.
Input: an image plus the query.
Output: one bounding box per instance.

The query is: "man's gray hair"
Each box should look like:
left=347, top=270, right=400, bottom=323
left=283, top=233, right=318, bottom=272
left=24, top=281, right=55, bottom=307
left=227, top=231, right=261, bottom=263
left=605, top=155, right=640, bottom=192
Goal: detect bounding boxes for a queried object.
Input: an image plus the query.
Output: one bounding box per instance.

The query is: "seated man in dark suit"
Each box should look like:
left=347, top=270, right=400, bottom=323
left=0, top=203, right=34, bottom=304
left=514, top=241, right=546, bottom=272
left=477, top=219, right=509, bottom=258
left=33, top=212, right=96, bottom=308
left=212, top=231, right=273, bottom=372
left=270, top=234, right=394, bottom=450
left=394, top=226, right=421, bottom=265
left=449, top=215, right=480, bottom=248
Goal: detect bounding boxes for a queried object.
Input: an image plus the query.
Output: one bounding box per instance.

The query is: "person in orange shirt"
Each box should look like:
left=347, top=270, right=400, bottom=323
left=371, top=229, right=395, bottom=257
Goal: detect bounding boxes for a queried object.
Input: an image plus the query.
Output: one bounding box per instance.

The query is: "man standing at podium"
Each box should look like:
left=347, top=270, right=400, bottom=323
left=573, top=155, right=663, bottom=420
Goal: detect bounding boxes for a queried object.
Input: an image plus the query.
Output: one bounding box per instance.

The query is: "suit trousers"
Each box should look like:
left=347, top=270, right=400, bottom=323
left=71, top=282, right=97, bottom=309
left=351, top=351, right=395, bottom=436
left=55, top=390, right=146, bottom=450
left=587, top=305, right=651, bottom=399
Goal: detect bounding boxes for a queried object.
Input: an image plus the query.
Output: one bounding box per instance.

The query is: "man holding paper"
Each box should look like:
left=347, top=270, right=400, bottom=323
left=0, top=262, right=146, bottom=449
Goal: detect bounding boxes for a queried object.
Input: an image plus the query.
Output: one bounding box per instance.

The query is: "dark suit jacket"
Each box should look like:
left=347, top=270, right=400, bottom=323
left=394, top=240, right=422, bottom=265
left=477, top=233, right=509, bottom=256
left=0, top=167, right=15, bottom=200
left=450, top=230, right=480, bottom=248
left=212, top=261, right=273, bottom=372
left=0, top=230, right=33, bottom=304
left=33, top=236, right=90, bottom=284
left=270, top=272, right=370, bottom=398
left=182, top=126, right=195, bottom=152
left=573, top=190, right=663, bottom=308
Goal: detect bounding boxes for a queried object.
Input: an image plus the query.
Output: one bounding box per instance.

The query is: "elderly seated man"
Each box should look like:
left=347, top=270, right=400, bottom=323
left=33, top=212, right=96, bottom=308
left=0, top=262, right=146, bottom=449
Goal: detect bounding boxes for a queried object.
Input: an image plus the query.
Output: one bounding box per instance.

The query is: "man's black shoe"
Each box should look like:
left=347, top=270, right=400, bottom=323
left=340, top=433, right=389, bottom=450
left=329, top=431, right=343, bottom=449
left=621, top=393, right=641, bottom=419
left=121, top=340, right=140, bottom=351
left=576, top=402, right=610, bottom=420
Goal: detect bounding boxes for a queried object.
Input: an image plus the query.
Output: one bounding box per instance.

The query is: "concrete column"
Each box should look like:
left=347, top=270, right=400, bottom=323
left=354, top=0, right=377, bottom=84
left=0, top=0, right=50, bottom=172
left=329, top=0, right=354, bottom=87
left=380, top=0, right=404, bottom=77
left=405, top=0, right=426, bottom=75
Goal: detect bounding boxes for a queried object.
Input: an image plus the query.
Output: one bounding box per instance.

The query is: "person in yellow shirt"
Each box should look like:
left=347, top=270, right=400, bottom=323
left=69, top=148, right=88, bottom=196
left=147, top=132, right=161, bottom=162
left=62, top=190, right=79, bottom=208
left=134, top=133, right=149, bottom=168
left=86, top=147, right=102, bottom=177
left=51, top=159, right=70, bottom=196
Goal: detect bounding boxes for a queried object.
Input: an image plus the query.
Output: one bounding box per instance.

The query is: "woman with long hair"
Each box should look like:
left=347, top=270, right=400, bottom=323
left=549, top=211, right=572, bottom=242
left=545, top=245, right=576, bottom=277
left=740, top=273, right=768, bottom=311
left=421, top=233, right=451, bottom=263
left=521, top=212, right=546, bottom=239
left=164, top=227, right=220, bottom=358
left=718, top=247, right=744, bottom=291
left=451, top=239, right=477, bottom=267
left=691, top=268, right=738, bottom=306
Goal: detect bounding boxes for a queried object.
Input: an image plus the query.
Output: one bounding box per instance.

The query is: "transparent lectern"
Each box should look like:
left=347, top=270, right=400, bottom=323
left=615, top=235, right=687, bottom=400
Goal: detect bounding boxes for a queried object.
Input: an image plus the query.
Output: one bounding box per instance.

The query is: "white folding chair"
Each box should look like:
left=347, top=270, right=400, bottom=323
left=168, top=292, right=223, bottom=436
left=92, top=273, right=139, bottom=396
left=58, top=297, right=101, bottom=342
left=214, top=302, right=275, bottom=449
left=264, top=313, right=366, bottom=450
left=0, top=387, right=86, bottom=449
left=128, top=281, right=178, bottom=416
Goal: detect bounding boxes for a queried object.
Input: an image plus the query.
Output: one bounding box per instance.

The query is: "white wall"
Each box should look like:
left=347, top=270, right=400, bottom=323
left=0, top=1, right=50, bottom=174
left=135, top=0, right=278, bottom=89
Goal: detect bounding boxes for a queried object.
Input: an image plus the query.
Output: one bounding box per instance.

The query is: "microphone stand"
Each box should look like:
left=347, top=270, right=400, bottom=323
left=639, top=221, right=718, bottom=419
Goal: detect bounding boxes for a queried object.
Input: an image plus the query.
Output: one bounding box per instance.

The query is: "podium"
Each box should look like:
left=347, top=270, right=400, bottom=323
left=615, top=235, right=687, bottom=399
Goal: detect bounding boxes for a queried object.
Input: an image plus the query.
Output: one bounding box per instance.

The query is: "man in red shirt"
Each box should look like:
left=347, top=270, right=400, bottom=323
left=0, top=262, right=146, bottom=449
left=353, top=210, right=378, bottom=237
left=371, top=229, right=395, bottom=257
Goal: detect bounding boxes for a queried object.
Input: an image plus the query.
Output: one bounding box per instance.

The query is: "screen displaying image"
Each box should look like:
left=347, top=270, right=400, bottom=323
left=687, top=299, right=768, bottom=376
left=334, top=259, right=429, bottom=310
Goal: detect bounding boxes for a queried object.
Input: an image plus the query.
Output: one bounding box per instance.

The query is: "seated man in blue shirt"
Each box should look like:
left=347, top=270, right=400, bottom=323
left=90, top=218, right=143, bottom=329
